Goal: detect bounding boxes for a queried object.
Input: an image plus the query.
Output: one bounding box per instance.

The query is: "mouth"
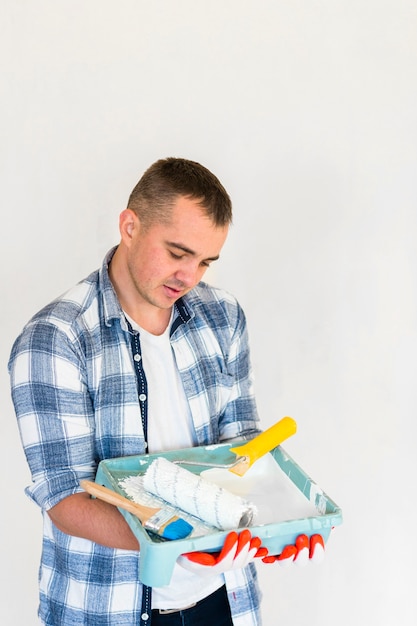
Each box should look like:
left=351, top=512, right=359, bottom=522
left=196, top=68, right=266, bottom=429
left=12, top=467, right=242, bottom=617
left=163, top=284, right=183, bottom=299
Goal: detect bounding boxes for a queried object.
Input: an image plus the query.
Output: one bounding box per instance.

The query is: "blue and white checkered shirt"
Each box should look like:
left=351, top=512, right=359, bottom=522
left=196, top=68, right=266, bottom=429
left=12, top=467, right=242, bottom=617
left=9, top=247, right=262, bottom=625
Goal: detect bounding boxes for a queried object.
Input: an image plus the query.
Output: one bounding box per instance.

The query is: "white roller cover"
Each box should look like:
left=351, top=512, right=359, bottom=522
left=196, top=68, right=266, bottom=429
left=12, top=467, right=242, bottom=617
left=142, top=457, right=257, bottom=530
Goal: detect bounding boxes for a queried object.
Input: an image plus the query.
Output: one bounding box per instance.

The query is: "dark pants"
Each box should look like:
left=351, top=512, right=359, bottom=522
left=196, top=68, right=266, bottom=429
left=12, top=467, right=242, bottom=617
left=151, top=585, right=234, bottom=626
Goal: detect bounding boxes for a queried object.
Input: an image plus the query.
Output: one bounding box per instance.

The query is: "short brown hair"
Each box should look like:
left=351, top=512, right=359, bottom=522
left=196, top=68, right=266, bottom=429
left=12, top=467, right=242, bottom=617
left=127, top=157, right=232, bottom=228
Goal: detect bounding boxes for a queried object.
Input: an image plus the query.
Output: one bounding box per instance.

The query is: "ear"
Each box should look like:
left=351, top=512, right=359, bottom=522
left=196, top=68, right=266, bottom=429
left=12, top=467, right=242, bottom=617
left=119, top=209, right=140, bottom=246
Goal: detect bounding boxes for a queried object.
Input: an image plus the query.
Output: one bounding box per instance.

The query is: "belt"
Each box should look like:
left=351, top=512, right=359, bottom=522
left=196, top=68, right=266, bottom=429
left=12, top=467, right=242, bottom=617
left=157, top=602, right=197, bottom=615
left=153, top=585, right=224, bottom=615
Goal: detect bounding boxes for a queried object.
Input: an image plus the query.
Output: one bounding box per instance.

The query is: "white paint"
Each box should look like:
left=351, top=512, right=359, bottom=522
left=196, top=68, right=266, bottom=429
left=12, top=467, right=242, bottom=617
left=202, top=454, right=318, bottom=524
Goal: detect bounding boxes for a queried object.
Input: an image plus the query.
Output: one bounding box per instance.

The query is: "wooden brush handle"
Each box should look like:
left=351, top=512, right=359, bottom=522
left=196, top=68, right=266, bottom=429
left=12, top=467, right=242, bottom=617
left=80, top=479, right=158, bottom=523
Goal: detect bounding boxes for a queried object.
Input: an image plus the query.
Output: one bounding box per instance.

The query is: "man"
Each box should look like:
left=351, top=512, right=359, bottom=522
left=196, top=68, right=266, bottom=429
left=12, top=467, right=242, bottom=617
left=9, top=158, right=322, bottom=626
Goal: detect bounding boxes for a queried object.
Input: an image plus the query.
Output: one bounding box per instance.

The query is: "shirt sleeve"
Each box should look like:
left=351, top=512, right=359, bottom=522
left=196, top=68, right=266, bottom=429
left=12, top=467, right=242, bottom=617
left=8, top=319, right=96, bottom=510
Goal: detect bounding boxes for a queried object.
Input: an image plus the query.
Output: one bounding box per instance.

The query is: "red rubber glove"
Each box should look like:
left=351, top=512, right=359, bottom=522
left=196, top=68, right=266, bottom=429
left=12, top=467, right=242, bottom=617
left=262, top=534, right=325, bottom=566
left=177, top=529, right=269, bottom=577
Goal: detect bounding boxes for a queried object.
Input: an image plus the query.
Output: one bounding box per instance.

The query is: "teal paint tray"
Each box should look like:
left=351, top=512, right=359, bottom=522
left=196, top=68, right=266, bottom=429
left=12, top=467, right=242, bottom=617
left=95, top=443, right=342, bottom=587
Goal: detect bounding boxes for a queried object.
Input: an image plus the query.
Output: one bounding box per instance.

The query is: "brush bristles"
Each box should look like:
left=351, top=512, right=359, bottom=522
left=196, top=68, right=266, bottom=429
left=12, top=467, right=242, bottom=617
left=160, top=517, right=193, bottom=540
left=143, top=512, right=193, bottom=540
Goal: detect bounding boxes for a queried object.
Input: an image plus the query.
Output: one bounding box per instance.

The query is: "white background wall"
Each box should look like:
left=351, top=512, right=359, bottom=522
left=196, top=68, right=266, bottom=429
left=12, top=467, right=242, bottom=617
left=1, top=1, right=416, bottom=624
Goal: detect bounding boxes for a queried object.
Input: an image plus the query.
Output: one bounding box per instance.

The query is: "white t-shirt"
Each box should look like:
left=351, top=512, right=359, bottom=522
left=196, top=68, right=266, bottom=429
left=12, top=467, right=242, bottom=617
left=125, top=312, right=224, bottom=609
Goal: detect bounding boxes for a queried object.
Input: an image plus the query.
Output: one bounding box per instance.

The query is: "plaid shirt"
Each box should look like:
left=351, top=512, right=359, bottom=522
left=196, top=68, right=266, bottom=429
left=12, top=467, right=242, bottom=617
left=9, top=248, right=262, bottom=626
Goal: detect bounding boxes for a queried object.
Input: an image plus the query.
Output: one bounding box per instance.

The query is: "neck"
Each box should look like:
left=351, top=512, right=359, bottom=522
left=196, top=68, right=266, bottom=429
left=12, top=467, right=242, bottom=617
left=125, top=309, right=173, bottom=337
left=127, top=309, right=172, bottom=336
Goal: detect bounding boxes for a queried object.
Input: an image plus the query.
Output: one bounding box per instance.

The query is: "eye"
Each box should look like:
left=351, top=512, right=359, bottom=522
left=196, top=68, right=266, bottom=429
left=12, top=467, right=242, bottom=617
left=169, top=251, right=183, bottom=260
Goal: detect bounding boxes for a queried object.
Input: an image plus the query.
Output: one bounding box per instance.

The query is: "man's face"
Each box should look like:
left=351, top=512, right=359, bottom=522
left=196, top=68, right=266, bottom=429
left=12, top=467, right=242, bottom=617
left=125, top=196, right=229, bottom=314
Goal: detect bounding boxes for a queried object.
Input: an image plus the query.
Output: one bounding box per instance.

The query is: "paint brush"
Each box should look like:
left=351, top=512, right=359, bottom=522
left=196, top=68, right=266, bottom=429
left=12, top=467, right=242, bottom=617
left=174, top=416, right=297, bottom=477
left=80, top=479, right=193, bottom=540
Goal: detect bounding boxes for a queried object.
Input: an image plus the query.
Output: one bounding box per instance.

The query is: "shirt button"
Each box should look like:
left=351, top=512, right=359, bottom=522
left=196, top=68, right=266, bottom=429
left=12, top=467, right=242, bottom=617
left=141, top=613, right=149, bottom=621
left=134, top=354, right=141, bottom=362
left=139, top=393, right=147, bottom=402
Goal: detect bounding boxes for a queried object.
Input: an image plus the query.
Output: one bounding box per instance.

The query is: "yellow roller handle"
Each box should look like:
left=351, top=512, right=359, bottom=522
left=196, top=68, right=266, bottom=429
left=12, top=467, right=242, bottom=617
left=229, top=416, right=297, bottom=475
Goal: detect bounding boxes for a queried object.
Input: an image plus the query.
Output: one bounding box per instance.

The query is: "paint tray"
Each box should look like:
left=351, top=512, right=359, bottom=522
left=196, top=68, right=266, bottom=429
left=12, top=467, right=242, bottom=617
left=95, top=443, right=342, bottom=587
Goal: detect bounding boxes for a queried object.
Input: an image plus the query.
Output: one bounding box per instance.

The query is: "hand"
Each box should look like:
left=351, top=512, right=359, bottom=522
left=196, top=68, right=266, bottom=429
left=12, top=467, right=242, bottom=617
left=177, top=529, right=269, bottom=577
left=262, top=534, right=325, bottom=566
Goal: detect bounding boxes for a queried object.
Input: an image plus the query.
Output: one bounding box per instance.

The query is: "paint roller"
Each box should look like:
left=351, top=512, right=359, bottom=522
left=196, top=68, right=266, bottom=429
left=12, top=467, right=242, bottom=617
left=143, top=457, right=256, bottom=530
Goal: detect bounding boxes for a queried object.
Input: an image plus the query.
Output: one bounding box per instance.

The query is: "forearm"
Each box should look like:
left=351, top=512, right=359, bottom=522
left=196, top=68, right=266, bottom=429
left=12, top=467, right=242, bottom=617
left=48, top=492, right=140, bottom=551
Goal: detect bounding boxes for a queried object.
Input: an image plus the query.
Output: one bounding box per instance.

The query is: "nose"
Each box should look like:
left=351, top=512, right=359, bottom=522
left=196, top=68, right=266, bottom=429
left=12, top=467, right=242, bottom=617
left=175, top=260, right=204, bottom=288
